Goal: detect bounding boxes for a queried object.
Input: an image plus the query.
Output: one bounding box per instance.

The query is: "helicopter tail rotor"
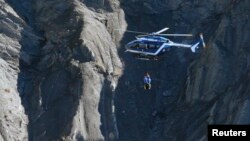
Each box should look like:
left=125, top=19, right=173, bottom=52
left=199, top=33, right=206, bottom=48
left=190, top=33, right=206, bottom=52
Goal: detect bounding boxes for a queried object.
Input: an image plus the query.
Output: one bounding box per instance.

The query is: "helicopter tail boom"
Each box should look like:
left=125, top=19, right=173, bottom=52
left=190, top=43, right=199, bottom=52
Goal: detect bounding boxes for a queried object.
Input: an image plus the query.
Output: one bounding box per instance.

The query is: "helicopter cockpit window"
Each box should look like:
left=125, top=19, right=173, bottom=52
left=126, top=41, right=139, bottom=49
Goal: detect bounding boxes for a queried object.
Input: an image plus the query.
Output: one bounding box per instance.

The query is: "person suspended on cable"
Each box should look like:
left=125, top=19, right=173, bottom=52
left=144, top=72, right=151, bottom=90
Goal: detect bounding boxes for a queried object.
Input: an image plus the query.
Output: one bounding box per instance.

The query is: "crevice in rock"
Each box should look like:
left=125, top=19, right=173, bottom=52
left=99, top=76, right=119, bottom=141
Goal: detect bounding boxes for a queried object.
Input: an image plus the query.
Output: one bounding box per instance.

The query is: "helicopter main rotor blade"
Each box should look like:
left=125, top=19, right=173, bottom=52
left=114, top=29, right=149, bottom=34
left=135, top=34, right=151, bottom=38
left=157, top=34, right=193, bottom=37
left=126, top=30, right=149, bottom=34
left=154, top=27, right=169, bottom=34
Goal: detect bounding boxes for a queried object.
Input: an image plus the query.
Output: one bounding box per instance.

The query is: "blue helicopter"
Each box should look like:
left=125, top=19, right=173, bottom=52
left=122, top=27, right=206, bottom=60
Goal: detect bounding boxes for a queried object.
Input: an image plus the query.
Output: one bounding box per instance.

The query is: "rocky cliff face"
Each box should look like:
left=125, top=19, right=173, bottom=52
left=0, top=0, right=249, bottom=141
left=0, top=0, right=28, bottom=140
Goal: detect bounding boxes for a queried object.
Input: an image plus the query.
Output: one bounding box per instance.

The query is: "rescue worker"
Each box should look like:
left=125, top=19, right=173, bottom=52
left=144, top=72, right=151, bottom=90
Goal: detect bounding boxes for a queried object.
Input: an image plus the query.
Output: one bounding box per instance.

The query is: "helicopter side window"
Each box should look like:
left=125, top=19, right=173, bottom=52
left=156, top=42, right=164, bottom=48
left=156, top=44, right=161, bottom=48
left=149, top=44, right=155, bottom=49
left=139, top=43, right=147, bottom=49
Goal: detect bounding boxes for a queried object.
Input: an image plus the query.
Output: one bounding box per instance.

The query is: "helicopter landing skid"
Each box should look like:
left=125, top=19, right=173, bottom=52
left=134, top=54, right=159, bottom=61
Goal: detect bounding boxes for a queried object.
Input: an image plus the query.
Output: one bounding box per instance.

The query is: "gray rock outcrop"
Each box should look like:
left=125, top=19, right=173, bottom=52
left=0, top=0, right=28, bottom=140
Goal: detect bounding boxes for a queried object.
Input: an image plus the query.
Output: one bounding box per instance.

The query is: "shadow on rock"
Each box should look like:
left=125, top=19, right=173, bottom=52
left=10, top=1, right=84, bottom=140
